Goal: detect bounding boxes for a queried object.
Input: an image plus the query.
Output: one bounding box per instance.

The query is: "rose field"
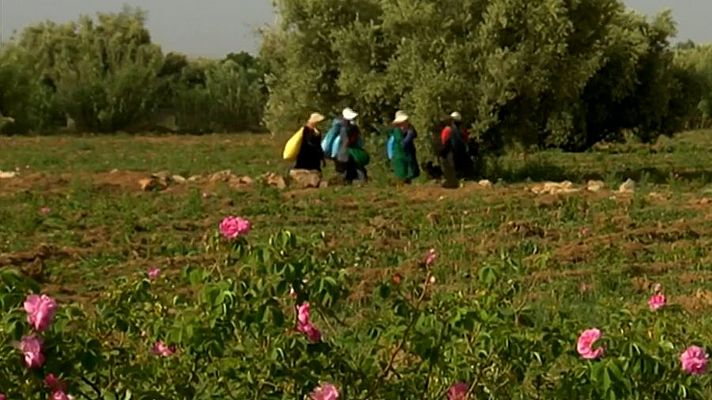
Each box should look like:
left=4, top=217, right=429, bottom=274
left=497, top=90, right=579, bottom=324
left=2, top=131, right=712, bottom=399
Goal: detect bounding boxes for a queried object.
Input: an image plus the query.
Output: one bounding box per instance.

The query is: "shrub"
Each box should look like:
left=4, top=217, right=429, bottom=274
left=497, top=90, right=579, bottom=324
left=0, top=218, right=709, bottom=398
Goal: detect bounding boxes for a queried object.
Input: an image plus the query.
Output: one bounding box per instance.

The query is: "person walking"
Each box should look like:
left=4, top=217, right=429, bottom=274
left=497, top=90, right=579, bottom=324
left=389, top=110, right=420, bottom=183
left=439, top=112, right=473, bottom=187
left=333, top=108, right=369, bottom=184
left=292, top=112, right=326, bottom=172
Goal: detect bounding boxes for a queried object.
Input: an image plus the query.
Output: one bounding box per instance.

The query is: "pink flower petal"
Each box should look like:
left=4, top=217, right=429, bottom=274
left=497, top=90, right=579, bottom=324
left=577, top=328, right=604, bottom=360
left=310, top=383, right=339, bottom=400
left=681, top=346, right=709, bottom=375
left=219, top=216, right=251, bottom=240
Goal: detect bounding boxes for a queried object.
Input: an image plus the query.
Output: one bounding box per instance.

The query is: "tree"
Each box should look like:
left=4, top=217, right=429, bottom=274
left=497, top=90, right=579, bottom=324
left=262, top=0, right=699, bottom=151
left=170, top=58, right=267, bottom=133
left=675, top=44, right=712, bottom=128
left=0, top=45, right=61, bottom=133
left=11, top=7, right=165, bottom=132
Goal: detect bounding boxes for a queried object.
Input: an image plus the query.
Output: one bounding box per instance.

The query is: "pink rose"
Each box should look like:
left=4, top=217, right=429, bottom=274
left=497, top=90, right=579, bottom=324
left=151, top=341, right=176, bottom=357
left=310, top=383, right=339, bottom=400
left=648, top=293, right=666, bottom=311
left=20, top=335, right=45, bottom=368
left=680, top=346, right=709, bottom=375
left=296, top=302, right=322, bottom=342
left=0, top=393, right=5, bottom=400
left=298, top=323, right=322, bottom=343
left=447, top=382, right=469, bottom=400
left=24, top=294, right=57, bottom=332
left=424, top=248, right=437, bottom=266
left=577, top=328, right=604, bottom=360
left=147, top=267, right=161, bottom=280
left=44, top=374, right=65, bottom=391
left=50, top=390, right=71, bottom=400
left=40, top=207, right=51, bottom=215
left=219, top=216, right=251, bottom=239
left=297, top=303, right=311, bottom=326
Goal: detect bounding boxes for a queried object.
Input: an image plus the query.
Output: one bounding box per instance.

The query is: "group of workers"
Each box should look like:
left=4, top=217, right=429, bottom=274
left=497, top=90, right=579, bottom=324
left=285, top=107, right=474, bottom=187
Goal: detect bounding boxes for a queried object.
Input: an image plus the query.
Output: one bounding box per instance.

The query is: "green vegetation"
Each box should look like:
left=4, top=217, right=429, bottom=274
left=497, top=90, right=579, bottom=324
left=0, top=2, right=711, bottom=154
left=3, top=1, right=712, bottom=398
left=262, top=0, right=711, bottom=151
left=2, top=132, right=712, bottom=398
left=0, top=8, right=267, bottom=134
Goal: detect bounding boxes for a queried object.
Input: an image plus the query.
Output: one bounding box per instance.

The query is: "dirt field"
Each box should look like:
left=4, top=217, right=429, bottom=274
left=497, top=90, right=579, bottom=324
left=2, top=131, right=712, bottom=323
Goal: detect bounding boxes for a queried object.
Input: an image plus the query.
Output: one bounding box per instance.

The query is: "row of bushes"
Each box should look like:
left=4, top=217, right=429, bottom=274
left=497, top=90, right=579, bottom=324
left=2, top=3, right=712, bottom=152
left=1, top=217, right=710, bottom=398
left=0, top=8, right=266, bottom=134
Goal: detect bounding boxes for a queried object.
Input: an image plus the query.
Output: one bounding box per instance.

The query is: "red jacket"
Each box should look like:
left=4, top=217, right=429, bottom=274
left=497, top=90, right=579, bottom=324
left=440, top=126, right=469, bottom=145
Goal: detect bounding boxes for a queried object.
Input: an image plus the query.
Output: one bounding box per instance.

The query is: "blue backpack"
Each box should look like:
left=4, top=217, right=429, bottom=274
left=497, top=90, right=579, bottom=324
left=386, top=135, right=396, bottom=160
left=321, top=119, right=342, bottom=159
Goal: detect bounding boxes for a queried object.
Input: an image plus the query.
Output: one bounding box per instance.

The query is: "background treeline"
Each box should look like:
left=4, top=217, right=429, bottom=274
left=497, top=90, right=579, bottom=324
left=1, top=3, right=712, bottom=152
left=0, top=8, right=266, bottom=135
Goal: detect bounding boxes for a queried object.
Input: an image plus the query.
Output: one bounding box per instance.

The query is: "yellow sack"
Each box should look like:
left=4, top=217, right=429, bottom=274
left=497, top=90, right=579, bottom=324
left=283, top=127, right=304, bottom=160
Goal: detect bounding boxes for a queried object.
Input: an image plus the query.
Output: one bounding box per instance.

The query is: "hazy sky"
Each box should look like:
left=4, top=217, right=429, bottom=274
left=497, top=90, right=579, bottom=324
left=0, top=0, right=709, bottom=57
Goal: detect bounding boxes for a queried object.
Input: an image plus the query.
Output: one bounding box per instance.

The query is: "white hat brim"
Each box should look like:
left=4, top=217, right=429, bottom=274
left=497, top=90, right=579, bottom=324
left=342, top=109, right=358, bottom=121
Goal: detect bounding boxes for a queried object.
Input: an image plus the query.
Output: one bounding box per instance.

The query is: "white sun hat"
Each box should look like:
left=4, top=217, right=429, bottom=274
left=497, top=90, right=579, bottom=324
left=393, top=110, right=409, bottom=124
left=342, top=107, right=358, bottom=121
left=450, top=111, right=462, bottom=121
left=308, top=112, right=325, bottom=125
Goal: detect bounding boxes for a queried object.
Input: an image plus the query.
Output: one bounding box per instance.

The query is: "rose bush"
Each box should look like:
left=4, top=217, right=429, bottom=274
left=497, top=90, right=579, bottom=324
left=0, top=218, right=709, bottom=398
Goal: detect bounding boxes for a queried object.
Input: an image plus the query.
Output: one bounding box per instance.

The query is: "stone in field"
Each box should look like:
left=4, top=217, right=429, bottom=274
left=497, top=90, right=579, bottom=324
left=138, top=177, right=168, bottom=191
left=151, top=171, right=172, bottom=187
left=531, top=181, right=579, bottom=195
left=262, top=172, right=287, bottom=190
left=152, top=171, right=171, bottom=180
left=478, top=179, right=493, bottom=188
left=587, top=180, right=605, bottom=192
left=228, top=176, right=253, bottom=189
left=289, top=169, right=321, bottom=189
left=171, top=175, right=187, bottom=184
left=619, top=179, right=636, bottom=193
left=209, top=170, right=236, bottom=183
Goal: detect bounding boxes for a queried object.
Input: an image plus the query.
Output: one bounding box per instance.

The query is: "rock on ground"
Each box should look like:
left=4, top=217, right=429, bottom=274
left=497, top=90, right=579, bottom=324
left=0, top=171, right=18, bottom=179
left=148, top=171, right=173, bottom=188
left=478, top=179, right=493, bottom=188
left=209, top=170, right=236, bottom=183
left=172, top=175, right=187, bottom=184
left=228, top=175, right=254, bottom=189
left=262, top=172, right=287, bottom=190
left=138, top=177, right=168, bottom=192
left=587, top=180, right=605, bottom=192
left=289, top=169, right=322, bottom=189
left=619, top=179, right=636, bottom=193
left=152, top=171, right=171, bottom=180
left=530, top=181, right=579, bottom=195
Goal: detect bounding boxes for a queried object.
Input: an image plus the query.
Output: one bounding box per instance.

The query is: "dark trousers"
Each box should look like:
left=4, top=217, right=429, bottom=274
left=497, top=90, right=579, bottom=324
left=440, top=152, right=459, bottom=188
left=336, top=158, right=367, bottom=183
